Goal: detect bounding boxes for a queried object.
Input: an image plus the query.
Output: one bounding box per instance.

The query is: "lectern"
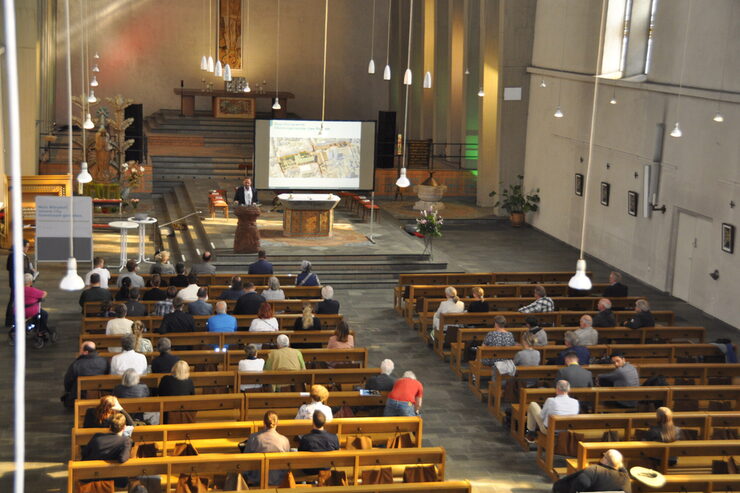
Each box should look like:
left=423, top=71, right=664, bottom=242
left=278, top=193, right=340, bottom=237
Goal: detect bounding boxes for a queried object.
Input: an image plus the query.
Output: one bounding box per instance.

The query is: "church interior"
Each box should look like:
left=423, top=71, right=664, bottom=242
left=0, top=0, right=739, bottom=492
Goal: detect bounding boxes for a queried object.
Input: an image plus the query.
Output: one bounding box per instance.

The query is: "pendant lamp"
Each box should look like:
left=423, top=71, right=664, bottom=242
left=223, top=64, right=232, bottom=81
left=83, top=113, right=94, bottom=129
left=200, top=55, right=208, bottom=71
left=272, top=98, right=281, bottom=110
left=77, top=161, right=92, bottom=184
left=395, top=167, right=410, bottom=188
left=215, top=60, right=223, bottom=77
left=87, top=90, right=97, bottom=103
left=568, top=259, right=592, bottom=290
left=423, top=71, right=432, bottom=89
left=368, top=59, right=376, bottom=74
left=207, top=56, right=214, bottom=72
left=90, top=75, right=98, bottom=87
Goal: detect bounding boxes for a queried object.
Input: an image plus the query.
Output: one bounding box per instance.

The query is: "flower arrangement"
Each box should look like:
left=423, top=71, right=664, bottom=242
left=129, top=198, right=140, bottom=210
left=122, top=162, right=146, bottom=190
left=416, top=208, right=444, bottom=238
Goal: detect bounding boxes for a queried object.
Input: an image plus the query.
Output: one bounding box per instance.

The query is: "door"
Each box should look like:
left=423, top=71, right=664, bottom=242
left=672, top=212, right=713, bottom=310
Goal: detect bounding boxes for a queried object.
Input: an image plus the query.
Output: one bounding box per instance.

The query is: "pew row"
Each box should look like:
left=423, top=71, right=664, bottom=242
left=84, top=298, right=322, bottom=316
left=107, top=285, right=322, bottom=300
left=633, top=474, right=740, bottom=493
left=109, top=273, right=297, bottom=286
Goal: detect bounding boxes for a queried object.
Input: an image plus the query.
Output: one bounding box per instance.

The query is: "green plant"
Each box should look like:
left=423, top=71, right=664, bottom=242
left=489, top=175, right=540, bottom=214
left=416, top=208, right=444, bottom=238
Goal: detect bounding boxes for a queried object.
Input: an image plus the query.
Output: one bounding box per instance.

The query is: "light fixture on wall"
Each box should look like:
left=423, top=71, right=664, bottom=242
left=395, top=0, right=414, bottom=189
left=423, top=71, right=432, bottom=89
left=671, top=1, right=692, bottom=139
left=368, top=0, right=376, bottom=74
left=568, top=0, right=610, bottom=292
left=383, top=0, right=392, bottom=80
left=273, top=0, right=281, bottom=110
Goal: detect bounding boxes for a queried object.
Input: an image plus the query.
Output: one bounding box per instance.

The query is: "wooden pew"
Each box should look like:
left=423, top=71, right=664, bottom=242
left=109, top=273, right=297, bottom=286
left=71, top=416, right=423, bottom=460
left=468, top=343, right=724, bottom=400
left=281, top=482, right=472, bottom=493
left=106, top=285, right=323, bottom=300
left=634, top=474, right=740, bottom=493
left=445, top=326, right=706, bottom=370
left=82, top=313, right=344, bottom=334
left=243, top=391, right=387, bottom=420
left=538, top=412, right=740, bottom=479
left=77, top=368, right=381, bottom=400
left=67, top=447, right=447, bottom=492
left=509, top=386, right=740, bottom=450
left=83, top=299, right=323, bottom=316
left=487, top=363, right=740, bottom=422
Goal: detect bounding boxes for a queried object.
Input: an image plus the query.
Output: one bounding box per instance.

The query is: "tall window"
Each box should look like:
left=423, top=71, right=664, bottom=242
left=602, top=0, right=658, bottom=78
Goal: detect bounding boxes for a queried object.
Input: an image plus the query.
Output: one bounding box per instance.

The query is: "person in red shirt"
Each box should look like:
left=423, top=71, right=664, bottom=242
left=23, top=273, right=48, bottom=327
left=384, top=371, right=423, bottom=416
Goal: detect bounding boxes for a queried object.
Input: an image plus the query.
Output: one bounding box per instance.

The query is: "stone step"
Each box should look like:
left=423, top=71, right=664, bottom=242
left=211, top=262, right=448, bottom=273
left=215, top=253, right=433, bottom=263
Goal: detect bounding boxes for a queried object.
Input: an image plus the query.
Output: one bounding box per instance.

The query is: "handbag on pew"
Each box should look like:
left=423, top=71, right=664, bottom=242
left=344, top=434, right=373, bottom=450
left=553, top=431, right=574, bottom=457
left=463, top=339, right=480, bottom=362
left=130, top=442, right=159, bottom=458
left=213, top=472, right=249, bottom=491
left=600, top=430, right=620, bottom=442
left=387, top=431, right=415, bottom=449
left=175, top=473, right=208, bottom=493
left=712, top=456, right=739, bottom=474
left=78, top=480, right=114, bottom=493
left=402, top=464, right=438, bottom=483
left=172, top=440, right=199, bottom=457
left=279, top=470, right=297, bottom=488
left=128, top=476, right=163, bottom=493
left=317, top=466, right=349, bottom=486
left=361, top=467, right=394, bottom=484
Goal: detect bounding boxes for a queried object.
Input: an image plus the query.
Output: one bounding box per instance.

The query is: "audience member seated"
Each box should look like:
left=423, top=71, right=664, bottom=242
left=555, top=352, right=593, bottom=388
left=525, top=316, right=548, bottom=346
left=317, top=285, right=340, bottom=314
left=598, top=352, right=639, bottom=408
left=298, top=410, right=339, bottom=475
left=603, top=271, right=629, bottom=298
left=79, top=273, right=112, bottom=310
left=295, top=260, right=320, bottom=286
left=110, top=334, right=148, bottom=375
left=19, top=274, right=48, bottom=334
left=432, top=286, right=465, bottom=333
left=83, top=395, right=134, bottom=428
left=385, top=371, right=423, bottom=416
left=525, top=380, right=579, bottom=443
left=113, top=368, right=150, bottom=398
left=176, top=273, right=200, bottom=303
left=96, top=301, right=116, bottom=318
left=143, top=274, right=167, bottom=301
left=150, top=337, right=180, bottom=374
left=554, top=331, right=590, bottom=366
left=234, top=282, right=266, bottom=315
left=467, top=286, right=490, bottom=313
left=481, top=316, right=515, bottom=366
left=248, top=249, right=274, bottom=275
left=115, top=277, right=132, bottom=302
left=261, top=276, right=285, bottom=301
left=249, top=302, right=279, bottom=336
left=187, top=288, right=213, bottom=315
left=85, top=256, right=111, bottom=288
left=117, top=259, right=145, bottom=288
left=644, top=407, right=681, bottom=466
left=264, top=335, right=306, bottom=370
left=190, top=251, right=216, bottom=275
left=241, top=411, right=290, bottom=486
left=105, top=304, right=133, bottom=352
left=238, top=344, right=265, bottom=391
left=150, top=250, right=176, bottom=275
left=574, top=315, right=599, bottom=346
left=158, top=360, right=195, bottom=396
left=62, top=341, right=108, bottom=408
left=157, top=299, right=195, bottom=334
left=207, top=301, right=238, bottom=344
left=131, top=320, right=153, bottom=353
left=327, top=321, right=354, bottom=349
left=592, top=298, right=616, bottom=327
left=219, top=276, right=245, bottom=301
left=518, top=285, right=555, bottom=313
left=294, top=302, right=322, bottom=331
left=124, top=288, right=147, bottom=317
left=295, top=384, right=334, bottom=422
left=514, top=332, right=540, bottom=367
left=624, top=299, right=655, bottom=329
left=81, top=412, right=132, bottom=466
left=153, top=286, right=178, bottom=316
left=366, top=359, right=396, bottom=391
left=169, top=262, right=189, bottom=287
left=552, top=449, right=631, bottom=493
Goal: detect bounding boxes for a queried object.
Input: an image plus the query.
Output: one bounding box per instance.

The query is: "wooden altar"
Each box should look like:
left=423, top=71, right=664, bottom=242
left=174, top=88, right=295, bottom=119
left=278, top=193, right=340, bottom=237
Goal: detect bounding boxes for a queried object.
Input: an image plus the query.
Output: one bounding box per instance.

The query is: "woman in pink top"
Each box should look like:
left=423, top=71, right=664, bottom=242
left=327, top=321, right=354, bottom=349
left=22, top=273, right=49, bottom=329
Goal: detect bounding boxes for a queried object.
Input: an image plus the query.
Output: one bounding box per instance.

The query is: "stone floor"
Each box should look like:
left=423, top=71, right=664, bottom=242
left=0, top=208, right=737, bottom=493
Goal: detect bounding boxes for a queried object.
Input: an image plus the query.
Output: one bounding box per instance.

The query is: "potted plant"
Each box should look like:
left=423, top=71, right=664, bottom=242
left=489, top=175, right=540, bottom=227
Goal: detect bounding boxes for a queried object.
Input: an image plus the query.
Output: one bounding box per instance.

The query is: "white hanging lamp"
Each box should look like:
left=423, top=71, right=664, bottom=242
left=60, top=257, right=85, bottom=290
left=243, top=81, right=251, bottom=93
left=273, top=0, right=282, bottom=112
left=423, top=71, right=432, bottom=89
left=383, top=64, right=391, bottom=80
left=272, top=98, right=281, bottom=110
left=368, top=59, right=376, bottom=74
left=554, top=105, right=564, bottom=118
left=207, top=56, right=214, bottom=72
left=83, top=112, right=94, bottom=129
left=670, top=122, right=682, bottom=138
left=215, top=60, right=223, bottom=77
left=396, top=167, right=410, bottom=188
left=91, top=63, right=99, bottom=72
left=77, top=161, right=93, bottom=184
left=89, top=75, right=98, bottom=87
left=539, top=78, right=547, bottom=88
left=87, top=89, right=97, bottom=103
left=93, top=51, right=99, bottom=59
left=403, top=68, right=412, bottom=85
left=368, top=0, right=376, bottom=74
left=609, top=86, right=617, bottom=104
left=200, top=55, right=208, bottom=71
left=478, top=87, right=485, bottom=97
left=383, top=0, right=391, bottom=80
left=568, top=259, right=592, bottom=290
left=396, top=0, right=415, bottom=190
left=670, top=3, right=691, bottom=140
left=223, top=63, right=232, bottom=81
left=713, top=111, right=724, bottom=123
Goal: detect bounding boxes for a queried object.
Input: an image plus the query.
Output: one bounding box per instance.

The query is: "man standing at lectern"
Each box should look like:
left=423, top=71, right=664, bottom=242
left=234, top=177, right=258, bottom=206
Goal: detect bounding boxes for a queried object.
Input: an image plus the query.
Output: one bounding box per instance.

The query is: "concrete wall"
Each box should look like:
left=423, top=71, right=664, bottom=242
left=524, top=0, right=740, bottom=327
left=53, top=0, right=390, bottom=122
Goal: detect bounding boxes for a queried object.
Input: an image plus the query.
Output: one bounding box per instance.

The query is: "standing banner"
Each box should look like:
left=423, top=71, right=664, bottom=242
left=35, top=196, right=93, bottom=263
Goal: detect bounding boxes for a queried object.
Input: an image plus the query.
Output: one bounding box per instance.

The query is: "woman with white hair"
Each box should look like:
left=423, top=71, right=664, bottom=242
left=150, top=250, right=176, bottom=275
left=432, top=286, right=465, bottom=333
left=316, top=285, right=340, bottom=314
left=113, top=369, right=150, bottom=398
left=295, top=260, right=320, bottom=286
left=261, top=276, right=286, bottom=301
left=384, top=370, right=423, bottom=417
left=365, top=359, right=396, bottom=391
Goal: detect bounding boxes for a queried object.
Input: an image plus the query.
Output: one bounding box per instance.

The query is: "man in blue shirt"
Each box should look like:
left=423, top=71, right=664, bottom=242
left=206, top=301, right=238, bottom=350
left=248, top=250, right=273, bottom=275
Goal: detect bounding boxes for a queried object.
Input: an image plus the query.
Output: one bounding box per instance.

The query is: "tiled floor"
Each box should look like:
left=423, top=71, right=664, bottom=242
left=0, top=210, right=736, bottom=493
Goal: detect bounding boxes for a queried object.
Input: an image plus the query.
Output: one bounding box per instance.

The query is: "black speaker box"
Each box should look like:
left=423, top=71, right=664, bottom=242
left=376, top=111, right=396, bottom=169
left=124, top=103, right=145, bottom=163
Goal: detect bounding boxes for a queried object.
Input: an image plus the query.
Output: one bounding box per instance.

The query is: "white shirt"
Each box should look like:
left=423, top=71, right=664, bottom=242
left=176, top=284, right=200, bottom=303
left=110, top=350, right=148, bottom=375
left=86, top=267, right=111, bottom=288
left=261, top=289, right=286, bottom=301
left=117, top=272, right=145, bottom=288
left=249, top=317, right=279, bottom=332
left=541, top=394, right=579, bottom=429
left=295, top=401, right=334, bottom=422
left=574, top=327, right=599, bottom=346
left=105, top=318, right=133, bottom=352
left=432, top=299, right=465, bottom=330
left=238, top=358, right=266, bottom=390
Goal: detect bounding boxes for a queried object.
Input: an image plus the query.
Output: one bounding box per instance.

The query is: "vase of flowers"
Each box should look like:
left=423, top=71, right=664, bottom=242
left=416, top=208, right=443, bottom=260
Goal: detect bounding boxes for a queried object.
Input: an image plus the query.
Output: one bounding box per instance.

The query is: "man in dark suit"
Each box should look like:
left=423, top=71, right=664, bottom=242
left=157, top=299, right=196, bottom=334
left=63, top=341, right=109, bottom=408
left=234, top=282, right=266, bottom=315
left=316, top=285, right=340, bottom=314
left=623, top=299, right=655, bottom=329
left=124, top=288, right=147, bottom=317
left=555, top=352, right=593, bottom=388
left=234, top=177, right=258, bottom=206
left=150, top=338, right=181, bottom=373
left=248, top=250, right=273, bottom=275
left=169, top=262, right=189, bottom=287
left=82, top=412, right=131, bottom=462
left=592, top=298, right=616, bottom=327
left=78, top=273, right=112, bottom=311
left=603, top=271, right=628, bottom=298
left=298, top=410, right=339, bottom=474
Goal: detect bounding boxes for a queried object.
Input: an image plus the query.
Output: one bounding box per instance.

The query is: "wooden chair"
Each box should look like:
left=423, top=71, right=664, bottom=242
left=208, top=189, right=229, bottom=219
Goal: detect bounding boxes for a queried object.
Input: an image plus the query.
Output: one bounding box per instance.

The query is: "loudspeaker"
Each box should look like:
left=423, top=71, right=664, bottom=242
left=124, top=103, right=145, bottom=163
left=376, top=111, right=396, bottom=168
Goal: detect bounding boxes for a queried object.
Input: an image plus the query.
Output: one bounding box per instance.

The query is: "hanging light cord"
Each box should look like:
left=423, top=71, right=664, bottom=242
left=384, top=0, right=392, bottom=66
left=401, top=0, right=414, bottom=169
left=244, top=0, right=249, bottom=76
left=557, top=2, right=568, bottom=105
left=321, top=0, right=329, bottom=122
left=463, top=0, right=468, bottom=71
left=716, top=1, right=734, bottom=109
left=675, top=1, right=692, bottom=121
left=369, top=0, right=376, bottom=61
left=478, top=0, right=484, bottom=89
left=577, top=0, right=608, bottom=260
left=275, top=0, right=280, bottom=98
left=79, top=0, right=86, bottom=161
left=66, top=0, right=75, bottom=257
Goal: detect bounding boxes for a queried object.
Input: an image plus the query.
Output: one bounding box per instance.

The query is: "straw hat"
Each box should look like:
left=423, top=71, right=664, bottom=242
left=630, top=466, right=666, bottom=488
